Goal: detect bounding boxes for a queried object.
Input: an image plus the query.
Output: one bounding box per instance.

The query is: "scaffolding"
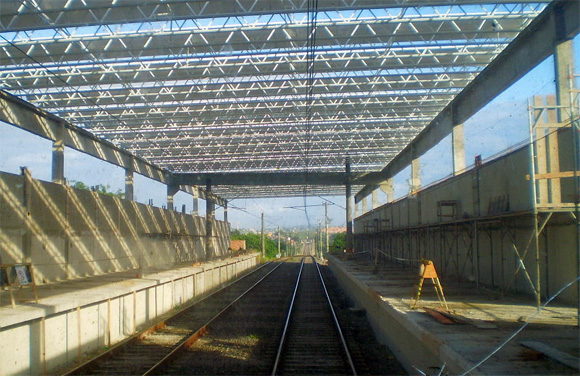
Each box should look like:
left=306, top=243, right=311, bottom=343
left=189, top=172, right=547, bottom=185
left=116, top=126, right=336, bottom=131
left=356, top=86, right=580, bottom=311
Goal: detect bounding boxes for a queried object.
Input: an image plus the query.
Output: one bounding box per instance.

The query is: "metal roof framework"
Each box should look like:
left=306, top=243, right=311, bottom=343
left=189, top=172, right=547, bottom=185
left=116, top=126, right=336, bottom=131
left=0, top=0, right=550, bottom=199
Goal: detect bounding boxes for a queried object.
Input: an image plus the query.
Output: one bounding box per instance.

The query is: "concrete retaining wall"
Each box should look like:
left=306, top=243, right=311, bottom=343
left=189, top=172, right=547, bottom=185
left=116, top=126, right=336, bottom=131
left=355, top=146, right=578, bottom=303
left=0, top=170, right=230, bottom=283
left=356, top=146, right=533, bottom=232
left=0, top=254, right=259, bottom=375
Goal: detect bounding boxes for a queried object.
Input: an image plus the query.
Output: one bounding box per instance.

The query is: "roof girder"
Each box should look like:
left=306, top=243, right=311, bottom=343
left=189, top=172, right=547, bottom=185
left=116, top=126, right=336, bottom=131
left=0, top=0, right=555, bottom=198
left=0, top=0, right=549, bottom=33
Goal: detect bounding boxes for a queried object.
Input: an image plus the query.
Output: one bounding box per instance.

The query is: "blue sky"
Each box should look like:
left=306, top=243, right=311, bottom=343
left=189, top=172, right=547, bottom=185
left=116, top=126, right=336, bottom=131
left=0, top=36, right=578, bottom=230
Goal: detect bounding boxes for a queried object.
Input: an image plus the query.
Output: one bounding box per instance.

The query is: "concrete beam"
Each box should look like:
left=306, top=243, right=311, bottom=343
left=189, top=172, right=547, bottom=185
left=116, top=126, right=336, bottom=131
left=355, top=0, right=580, bottom=203
left=0, top=89, right=225, bottom=206
left=174, top=171, right=362, bottom=186
left=0, top=90, right=169, bottom=183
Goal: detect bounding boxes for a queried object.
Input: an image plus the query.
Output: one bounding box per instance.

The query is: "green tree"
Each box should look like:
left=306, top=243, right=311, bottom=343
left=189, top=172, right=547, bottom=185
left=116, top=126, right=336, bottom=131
left=329, top=232, right=346, bottom=253
left=230, top=230, right=287, bottom=259
left=70, top=181, right=125, bottom=199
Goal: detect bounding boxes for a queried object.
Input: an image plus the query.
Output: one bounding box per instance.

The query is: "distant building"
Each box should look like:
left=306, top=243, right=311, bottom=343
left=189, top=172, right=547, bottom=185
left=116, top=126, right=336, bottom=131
left=230, top=240, right=246, bottom=251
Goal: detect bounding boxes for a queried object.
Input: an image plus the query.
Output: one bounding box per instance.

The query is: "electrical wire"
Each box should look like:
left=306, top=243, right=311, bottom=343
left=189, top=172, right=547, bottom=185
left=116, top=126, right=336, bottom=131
left=457, top=276, right=580, bottom=376
left=317, top=195, right=346, bottom=210
left=301, top=0, right=319, bottom=228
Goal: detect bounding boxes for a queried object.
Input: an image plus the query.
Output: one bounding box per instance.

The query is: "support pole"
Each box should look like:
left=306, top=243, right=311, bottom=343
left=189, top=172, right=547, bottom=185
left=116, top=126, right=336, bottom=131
left=573, top=99, right=580, bottom=325
left=569, top=68, right=580, bottom=325
left=124, top=168, right=134, bottom=201
left=205, top=180, right=215, bottom=260
left=527, top=98, right=542, bottom=310
left=318, top=221, right=322, bottom=258
left=51, top=122, right=65, bottom=184
left=325, top=202, right=329, bottom=256
left=261, top=213, right=265, bottom=258
left=346, top=157, right=353, bottom=251
left=534, top=214, right=542, bottom=309
left=224, top=201, right=228, bottom=223
left=277, top=226, right=281, bottom=257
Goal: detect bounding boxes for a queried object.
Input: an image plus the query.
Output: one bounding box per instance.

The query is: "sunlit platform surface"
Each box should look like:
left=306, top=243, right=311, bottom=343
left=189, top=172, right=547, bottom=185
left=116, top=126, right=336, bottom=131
left=0, top=255, right=257, bottom=328
left=328, top=255, right=579, bottom=375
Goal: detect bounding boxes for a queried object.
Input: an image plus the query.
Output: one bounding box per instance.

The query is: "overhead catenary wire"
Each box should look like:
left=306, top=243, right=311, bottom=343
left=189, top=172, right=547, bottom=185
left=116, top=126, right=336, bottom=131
left=301, top=0, right=319, bottom=228
left=317, top=196, right=346, bottom=211
left=228, top=202, right=279, bottom=227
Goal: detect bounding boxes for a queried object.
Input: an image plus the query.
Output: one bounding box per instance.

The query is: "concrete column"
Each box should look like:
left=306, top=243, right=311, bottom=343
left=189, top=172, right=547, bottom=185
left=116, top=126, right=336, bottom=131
left=452, top=123, right=466, bottom=175
left=51, top=122, right=65, bottom=184
left=167, top=185, right=179, bottom=211
left=554, top=39, right=573, bottom=114
left=192, top=191, right=199, bottom=216
left=553, top=28, right=578, bottom=320
left=224, top=201, right=228, bottom=223
left=380, top=178, right=394, bottom=203
left=411, top=156, right=421, bottom=194
left=124, top=169, right=134, bottom=201
left=372, top=190, right=378, bottom=210
left=362, top=196, right=368, bottom=215
left=345, top=157, right=353, bottom=251
left=21, top=167, right=32, bottom=262
left=206, top=180, right=215, bottom=260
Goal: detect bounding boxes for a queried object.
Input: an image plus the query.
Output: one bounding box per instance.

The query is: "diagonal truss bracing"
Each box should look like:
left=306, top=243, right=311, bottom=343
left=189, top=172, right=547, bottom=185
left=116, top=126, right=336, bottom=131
left=0, top=0, right=549, bottom=198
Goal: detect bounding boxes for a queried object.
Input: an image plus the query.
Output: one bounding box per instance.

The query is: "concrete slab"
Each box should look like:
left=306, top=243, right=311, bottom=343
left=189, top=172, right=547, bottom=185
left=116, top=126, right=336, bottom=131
left=0, top=255, right=257, bottom=328
left=328, top=255, right=578, bottom=375
left=0, top=254, right=258, bottom=375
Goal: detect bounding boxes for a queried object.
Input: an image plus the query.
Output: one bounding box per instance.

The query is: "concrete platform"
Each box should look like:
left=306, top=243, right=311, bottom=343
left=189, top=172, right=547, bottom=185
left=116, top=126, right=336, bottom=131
left=328, top=255, right=579, bottom=375
left=0, top=253, right=259, bottom=376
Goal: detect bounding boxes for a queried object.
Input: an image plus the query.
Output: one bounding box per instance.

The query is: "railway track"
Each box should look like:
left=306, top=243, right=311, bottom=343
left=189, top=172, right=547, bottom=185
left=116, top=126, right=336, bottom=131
left=64, top=257, right=366, bottom=375
left=273, top=257, right=359, bottom=375
left=64, top=261, right=284, bottom=376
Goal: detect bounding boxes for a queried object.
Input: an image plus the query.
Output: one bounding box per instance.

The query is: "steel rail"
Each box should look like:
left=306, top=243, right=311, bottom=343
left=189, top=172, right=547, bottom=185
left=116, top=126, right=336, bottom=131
left=143, top=260, right=286, bottom=375
left=272, top=256, right=357, bottom=375
left=271, top=257, right=305, bottom=375
left=314, top=258, right=358, bottom=376
left=64, top=260, right=278, bottom=376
